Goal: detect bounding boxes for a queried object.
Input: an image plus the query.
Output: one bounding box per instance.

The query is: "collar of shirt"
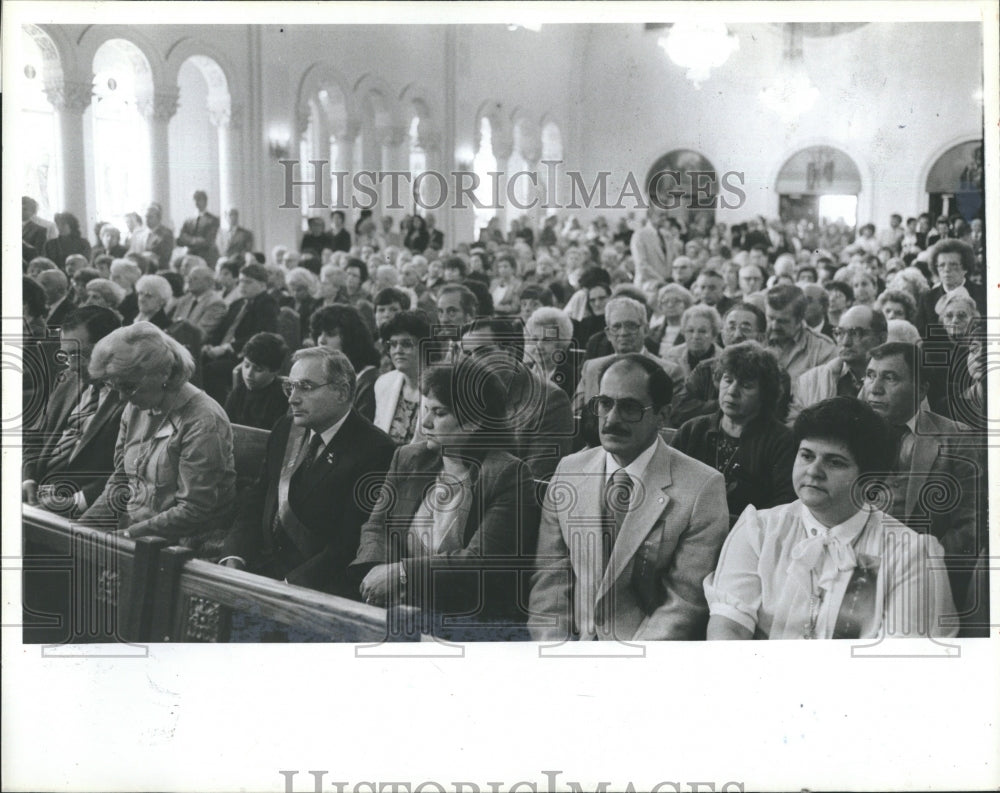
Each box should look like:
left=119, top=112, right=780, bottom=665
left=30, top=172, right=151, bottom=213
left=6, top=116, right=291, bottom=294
left=313, top=410, right=350, bottom=449
left=604, top=437, right=658, bottom=486
left=799, top=500, right=872, bottom=545
left=808, top=319, right=826, bottom=336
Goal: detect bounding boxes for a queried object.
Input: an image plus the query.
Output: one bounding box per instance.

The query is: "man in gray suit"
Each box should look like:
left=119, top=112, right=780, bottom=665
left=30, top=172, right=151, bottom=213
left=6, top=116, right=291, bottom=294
left=529, top=354, right=729, bottom=641
left=169, top=265, right=227, bottom=338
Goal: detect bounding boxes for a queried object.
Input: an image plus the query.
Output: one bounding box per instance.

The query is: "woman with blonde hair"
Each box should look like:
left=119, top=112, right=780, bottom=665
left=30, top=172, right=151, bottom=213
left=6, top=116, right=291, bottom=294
left=79, top=322, right=235, bottom=548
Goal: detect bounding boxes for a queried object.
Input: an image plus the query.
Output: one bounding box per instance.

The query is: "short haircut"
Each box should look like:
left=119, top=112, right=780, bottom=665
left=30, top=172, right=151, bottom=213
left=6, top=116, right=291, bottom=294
left=286, top=266, right=319, bottom=295
left=88, top=321, right=195, bottom=389
left=240, top=262, right=268, bottom=283
left=438, top=283, right=480, bottom=317
left=291, top=346, right=356, bottom=401
left=494, top=252, right=516, bottom=270
left=796, top=265, right=818, bottom=282
left=420, top=355, right=507, bottom=433
left=379, top=309, right=432, bottom=344
left=578, top=266, right=612, bottom=290
left=22, top=276, right=48, bottom=317
left=929, top=238, right=975, bottom=274
left=93, top=254, right=113, bottom=272
left=519, top=284, right=554, bottom=307
left=373, top=286, right=411, bottom=310
left=875, top=289, right=917, bottom=323
left=657, top=282, right=694, bottom=309
left=110, top=259, right=142, bottom=288
left=218, top=257, right=242, bottom=279
left=765, top=284, right=806, bottom=320
left=61, top=305, right=121, bottom=345
left=443, top=256, right=468, bottom=277
left=724, top=301, right=767, bottom=332
left=345, top=257, right=369, bottom=282
left=243, top=331, right=288, bottom=372
left=161, top=270, right=185, bottom=298
left=825, top=280, right=854, bottom=303
left=461, top=316, right=525, bottom=363
left=679, top=303, right=723, bottom=336
left=84, top=278, right=126, bottom=307
left=604, top=295, right=647, bottom=323
left=712, top=341, right=781, bottom=421
left=331, top=210, right=345, bottom=221
left=886, top=319, right=921, bottom=344
left=525, top=306, right=573, bottom=341
left=697, top=268, right=724, bottom=282
left=597, top=353, right=674, bottom=410
left=793, top=396, right=892, bottom=475
left=309, top=304, right=381, bottom=371
left=73, top=268, right=101, bottom=287
left=65, top=253, right=89, bottom=271
left=193, top=190, right=208, bottom=203
left=37, top=269, right=69, bottom=297
left=136, top=274, right=173, bottom=305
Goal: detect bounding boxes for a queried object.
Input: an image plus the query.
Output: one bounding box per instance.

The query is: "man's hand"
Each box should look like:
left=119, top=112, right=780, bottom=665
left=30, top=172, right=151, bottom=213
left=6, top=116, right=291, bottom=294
left=220, top=558, right=246, bottom=571
left=359, top=563, right=402, bottom=607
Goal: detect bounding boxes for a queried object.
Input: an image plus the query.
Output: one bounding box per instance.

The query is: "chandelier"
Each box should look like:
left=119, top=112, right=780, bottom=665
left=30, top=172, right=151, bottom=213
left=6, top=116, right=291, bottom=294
left=760, top=23, right=819, bottom=121
left=658, top=23, right=739, bottom=89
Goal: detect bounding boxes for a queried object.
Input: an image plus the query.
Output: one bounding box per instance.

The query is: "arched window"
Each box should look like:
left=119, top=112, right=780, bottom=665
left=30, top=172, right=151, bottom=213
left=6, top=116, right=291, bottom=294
left=645, top=149, right=718, bottom=236
left=925, top=140, right=984, bottom=221
left=91, top=39, right=153, bottom=230
left=473, top=116, right=498, bottom=237
left=775, top=146, right=862, bottom=228
left=19, top=26, right=61, bottom=218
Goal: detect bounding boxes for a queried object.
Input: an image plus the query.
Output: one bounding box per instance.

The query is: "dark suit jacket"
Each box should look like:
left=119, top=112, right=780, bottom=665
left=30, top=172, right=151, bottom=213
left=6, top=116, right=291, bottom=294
left=119, top=292, right=139, bottom=325
left=178, top=212, right=221, bottom=266
left=145, top=225, right=176, bottom=271
left=427, top=229, right=444, bottom=251
left=223, top=226, right=255, bottom=258
left=210, top=291, right=279, bottom=355
left=23, top=221, right=50, bottom=263
left=23, top=372, right=125, bottom=509
left=46, top=297, right=76, bottom=331
left=351, top=443, right=540, bottom=626
left=222, top=410, right=395, bottom=596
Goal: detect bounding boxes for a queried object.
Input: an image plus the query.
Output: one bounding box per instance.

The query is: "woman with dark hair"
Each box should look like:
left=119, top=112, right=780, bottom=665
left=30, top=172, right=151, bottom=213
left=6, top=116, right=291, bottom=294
left=43, top=212, right=91, bottom=270
left=705, top=397, right=956, bottom=640
left=571, top=266, right=613, bottom=346
left=310, top=304, right=381, bottom=421
left=374, top=310, right=431, bottom=444
left=404, top=215, right=429, bottom=254
left=351, top=355, right=539, bottom=639
left=672, top=341, right=796, bottom=524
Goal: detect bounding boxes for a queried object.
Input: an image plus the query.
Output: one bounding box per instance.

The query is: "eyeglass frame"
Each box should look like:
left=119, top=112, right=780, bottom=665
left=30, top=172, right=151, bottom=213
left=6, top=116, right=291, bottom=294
left=831, top=327, right=874, bottom=342
left=281, top=377, right=338, bottom=396
left=587, top=395, right=657, bottom=423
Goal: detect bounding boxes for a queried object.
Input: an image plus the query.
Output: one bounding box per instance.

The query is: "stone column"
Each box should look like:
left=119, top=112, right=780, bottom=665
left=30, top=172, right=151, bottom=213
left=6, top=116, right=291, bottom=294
left=490, top=126, right=513, bottom=234
left=138, top=89, right=180, bottom=224
left=209, top=102, right=242, bottom=216
left=331, top=121, right=360, bottom=212
left=44, top=79, right=93, bottom=218
left=378, top=124, right=410, bottom=211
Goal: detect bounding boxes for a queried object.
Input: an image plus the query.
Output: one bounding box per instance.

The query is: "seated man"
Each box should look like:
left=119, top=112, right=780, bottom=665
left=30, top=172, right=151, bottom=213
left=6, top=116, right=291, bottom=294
left=459, top=317, right=574, bottom=481
left=202, top=263, right=279, bottom=404
left=765, top=285, right=838, bottom=384
left=220, top=347, right=396, bottom=596
left=224, top=332, right=290, bottom=431
left=529, top=354, right=729, bottom=640
left=23, top=306, right=124, bottom=517
left=861, top=341, right=983, bottom=614
left=169, top=264, right=227, bottom=338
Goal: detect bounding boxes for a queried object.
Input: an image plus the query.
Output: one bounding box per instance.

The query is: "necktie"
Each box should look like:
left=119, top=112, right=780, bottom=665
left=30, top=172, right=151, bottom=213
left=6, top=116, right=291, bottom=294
left=893, top=425, right=914, bottom=472
left=46, top=384, right=102, bottom=472
left=601, top=469, right=633, bottom=571
left=273, top=433, right=325, bottom=536
left=221, top=299, right=249, bottom=347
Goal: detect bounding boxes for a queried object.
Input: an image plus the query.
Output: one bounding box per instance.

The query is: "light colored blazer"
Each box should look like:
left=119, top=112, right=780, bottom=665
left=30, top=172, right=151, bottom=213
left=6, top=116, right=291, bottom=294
left=81, top=383, right=236, bottom=544
left=786, top=357, right=847, bottom=424
left=630, top=223, right=672, bottom=284
left=373, top=369, right=424, bottom=443
left=528, top=438, right=729, bottom=641
left=573, top=349, right=684, bottom=416
left=662, top=342, right=719, bottom=381
left=170, top=290, right=227, bottom=338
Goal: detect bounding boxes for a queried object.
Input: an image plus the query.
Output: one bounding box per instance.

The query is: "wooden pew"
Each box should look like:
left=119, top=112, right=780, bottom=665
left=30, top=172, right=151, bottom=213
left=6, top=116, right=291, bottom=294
left=21, top=505, right=166, bottom=644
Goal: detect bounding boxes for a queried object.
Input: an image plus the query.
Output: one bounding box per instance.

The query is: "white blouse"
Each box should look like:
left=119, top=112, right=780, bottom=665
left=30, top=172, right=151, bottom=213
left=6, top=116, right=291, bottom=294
left=704, top=501, right=957, bottom=639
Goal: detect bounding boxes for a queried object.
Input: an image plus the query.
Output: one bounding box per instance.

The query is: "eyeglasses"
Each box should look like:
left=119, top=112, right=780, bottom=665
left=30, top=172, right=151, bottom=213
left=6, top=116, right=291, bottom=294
left=55, top=350, right=85, bottom=364
left=832, top=327, right=873, bottom=342
left=587, top=395, right=655, bottom=423
left=281, top=378, right=336, bottom=396
left=607, top=321, right=642, bottom=335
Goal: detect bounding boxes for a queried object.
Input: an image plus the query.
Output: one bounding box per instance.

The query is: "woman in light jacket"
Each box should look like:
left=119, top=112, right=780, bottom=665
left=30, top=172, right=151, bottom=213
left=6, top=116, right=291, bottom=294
left=373, top=310, right=431, bottom=445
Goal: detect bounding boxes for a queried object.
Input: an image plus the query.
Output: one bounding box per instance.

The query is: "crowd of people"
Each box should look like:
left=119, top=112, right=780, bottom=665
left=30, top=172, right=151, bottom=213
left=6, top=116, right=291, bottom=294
left=21, top=190, right=989, bottom=640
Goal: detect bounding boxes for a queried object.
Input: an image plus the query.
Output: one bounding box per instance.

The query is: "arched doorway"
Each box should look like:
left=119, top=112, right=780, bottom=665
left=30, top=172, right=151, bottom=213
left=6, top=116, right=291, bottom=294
left=645, top=149, right=717, bottom=237
left=776, top=145, right=862, bottom=228
left=19, top=25, right=62, bottom=218
left=925, top=139, right=984, bottom=221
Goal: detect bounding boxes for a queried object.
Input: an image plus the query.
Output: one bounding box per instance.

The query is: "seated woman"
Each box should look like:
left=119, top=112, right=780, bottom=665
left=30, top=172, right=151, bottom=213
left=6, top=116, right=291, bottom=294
left=310, top=304, right=381, bottom=422
left=650, top=282, right=694, bottom=357
left=79, top=322, right=236, bottom=550
left=286, top=267, right=320, bottom=343
left=374, top=310, right=431, bottom=445
left=672, top=341, right=796, bottom=524
left=704, top=397, right=957, bottom=640
left=351, top=356, right=540, bottom=640
left=132, top=274, right=173, bottom=328
left=489, top=253, right=522, bottom=316
left=663, top=303, right=722, bottom=379
left=224, top=332, right=289, bottom=430
left=925, top=290, right=981, bottom=419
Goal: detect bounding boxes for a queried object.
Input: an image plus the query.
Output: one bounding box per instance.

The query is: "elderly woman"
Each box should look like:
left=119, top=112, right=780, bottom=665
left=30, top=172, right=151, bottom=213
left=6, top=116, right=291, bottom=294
left=351, top=355, right=540, bottom=639
left=132, top=274, right=173, bottom=328
left=83, top=278, right=126, bottom=315
left=705, top=397, right=957, bottom=640
left=490, top=253, right=522, bottom=317
left=663, top=303, right=722, bottom=379
left=922, top=290, right=982, bottom=419
left=651, top=282, right=695, bottom=356
left=285, top=266, right=320, bottom=342
left=849, top=270, right=880, bottom=308
left=110, top=258, right=142, bottom=324
left=79, top=322, right=236, bottom=548
left=525, top=306, right=577, bottom=397
left=886, top=266, right=929, bottom=306
left=874, top=288, right=917, bottom=324
left=672, top=341, right=796, bottom=524
left=311, top=304, right=381, bottom=421
left=374, top=310, right=431, bottom=445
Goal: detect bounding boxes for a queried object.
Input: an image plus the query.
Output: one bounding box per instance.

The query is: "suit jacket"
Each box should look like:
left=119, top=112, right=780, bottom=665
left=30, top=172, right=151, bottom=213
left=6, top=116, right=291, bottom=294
left=23, top=220, right=49, bottom=263
left=885, top=409, right=983, bottom=604
left=170, top=290, right=227, bottom=337
left=630, top=223, right=671, bottom=284
left=573, top=349, right=684, bottom=416
left=23, top=372, right=125, bottom=510
left=528, top=439, right=729, bottom=641
left=427, top=228, right=445, bottom=251
left=209, top=291, right=279, bottom=354
left=506, top=367, right=574, bottom=482
left=351, top=443, right=540, bottom=625
left=223, top=410, right=395, bottom=596
left=144, top=225, right=176, bottom=271
left=45, top=296, right=76, bottom=331
left=222, top=226, right=255, bottom=258
left=178, top=212, right=221, bottom=266
left=786, top=357, right=855, bottom=424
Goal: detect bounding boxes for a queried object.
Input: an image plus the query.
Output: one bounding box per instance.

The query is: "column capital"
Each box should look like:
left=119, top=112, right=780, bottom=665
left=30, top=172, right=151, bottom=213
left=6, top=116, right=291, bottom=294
left=331, top=120, right=361, bottom=143
left=138, top=89, right=181, bottom=123
left=378, top=124, right=410, bottom=149
left=44, top=80, right=94, bottom=114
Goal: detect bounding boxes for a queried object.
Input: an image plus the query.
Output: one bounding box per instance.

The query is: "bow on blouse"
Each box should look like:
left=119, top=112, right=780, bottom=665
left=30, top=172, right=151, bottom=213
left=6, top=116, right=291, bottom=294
left=788, top=532, right=858, bottom=591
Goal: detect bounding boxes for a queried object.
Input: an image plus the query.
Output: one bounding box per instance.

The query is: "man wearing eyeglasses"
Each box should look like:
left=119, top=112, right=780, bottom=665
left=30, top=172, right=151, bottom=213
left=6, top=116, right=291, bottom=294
left=786, top=305, right=888, bottom=424
left=529, top=353, right=729, bottom=641
left=23, top=306, right=124, bottom=518
left=220, top=346, right=395, bottom=597
left=572, top=296, right=683, bottom=421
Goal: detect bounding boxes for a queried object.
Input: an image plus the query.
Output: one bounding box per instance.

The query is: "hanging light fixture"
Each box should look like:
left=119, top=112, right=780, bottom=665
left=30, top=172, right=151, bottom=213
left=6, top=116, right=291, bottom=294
left=658, top=22, right=739, bottom=89
left=760, top=23, right=819, bottom=121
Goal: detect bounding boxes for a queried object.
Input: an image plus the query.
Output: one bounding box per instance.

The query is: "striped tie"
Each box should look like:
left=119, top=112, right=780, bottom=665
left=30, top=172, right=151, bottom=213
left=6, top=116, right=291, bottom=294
left=45, top=384, right=101, bottom=472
